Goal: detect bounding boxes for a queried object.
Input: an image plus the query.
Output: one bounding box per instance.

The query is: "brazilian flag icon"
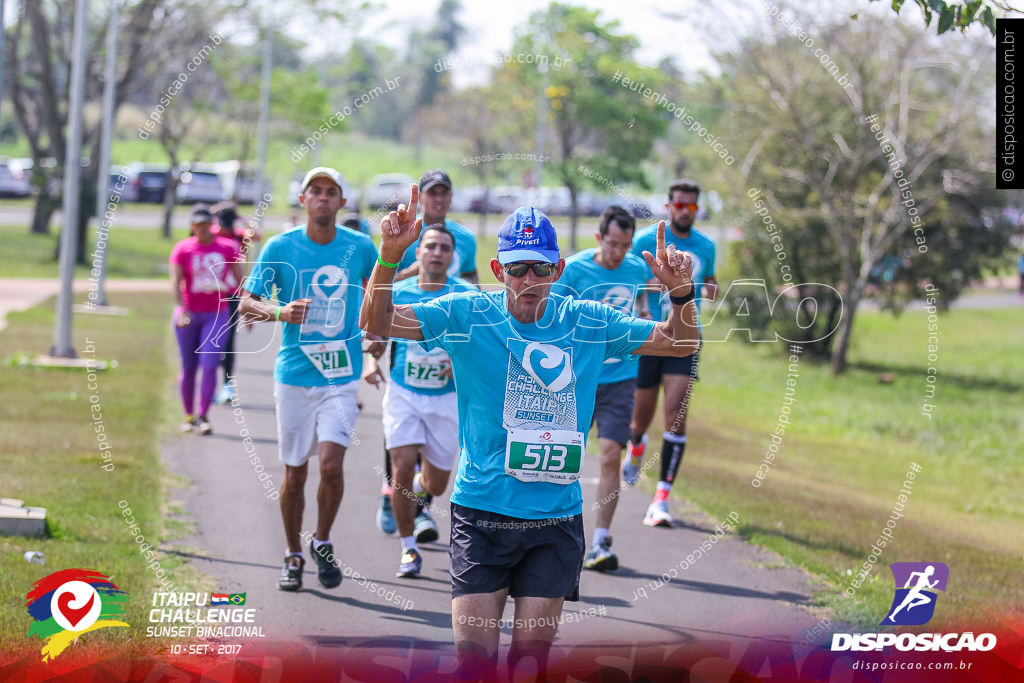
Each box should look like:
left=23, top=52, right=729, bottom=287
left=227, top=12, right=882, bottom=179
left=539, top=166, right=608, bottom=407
left=228, top=593, right=246, bottom=605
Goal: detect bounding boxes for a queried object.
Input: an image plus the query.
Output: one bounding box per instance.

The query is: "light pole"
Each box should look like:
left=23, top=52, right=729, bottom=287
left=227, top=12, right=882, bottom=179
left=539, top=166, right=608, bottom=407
left=51, top=0, right=89, bottom=358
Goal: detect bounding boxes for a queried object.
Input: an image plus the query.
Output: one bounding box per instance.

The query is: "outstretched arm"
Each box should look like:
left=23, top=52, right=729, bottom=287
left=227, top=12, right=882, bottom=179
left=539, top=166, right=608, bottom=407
left=360, top=184, right=425, bottom=341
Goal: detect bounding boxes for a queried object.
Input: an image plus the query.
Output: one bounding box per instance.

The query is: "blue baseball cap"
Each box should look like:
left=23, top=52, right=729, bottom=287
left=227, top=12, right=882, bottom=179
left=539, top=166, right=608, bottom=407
left=497, top=206, right=560, bottom=264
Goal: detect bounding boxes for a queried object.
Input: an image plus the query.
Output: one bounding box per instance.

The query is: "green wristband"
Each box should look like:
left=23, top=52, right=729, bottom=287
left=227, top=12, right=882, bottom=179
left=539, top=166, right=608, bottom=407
left=377, top=255, right=399, bottom=268
left=274, top=306, right=282, bottom=321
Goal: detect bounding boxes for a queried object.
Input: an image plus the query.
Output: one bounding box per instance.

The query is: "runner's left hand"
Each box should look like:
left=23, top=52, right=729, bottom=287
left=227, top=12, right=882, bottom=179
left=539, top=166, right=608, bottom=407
left=642, top=220, right=693, bottom=298
left=380, top=184, right=422, bottom=265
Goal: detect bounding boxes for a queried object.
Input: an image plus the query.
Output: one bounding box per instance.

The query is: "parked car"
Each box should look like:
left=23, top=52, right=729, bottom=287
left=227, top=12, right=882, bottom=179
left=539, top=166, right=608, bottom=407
left=124, top=163, right=169, bottom=203
left=490, top=185, right=526, bottom=214
left=468, top=188, right=506, bottom=214
left=287, top=172, right=361, bottom=210
left=364, top=173, right=415, bottom=210
left=449, top=185, right=480, bottom=213
left=210, top=160, right=272, bottom=205
left=175, top=165, right=225, bottom=204
left=0, top=158, right=33, bottom=198
left=107, top=166, right=138, bottom=202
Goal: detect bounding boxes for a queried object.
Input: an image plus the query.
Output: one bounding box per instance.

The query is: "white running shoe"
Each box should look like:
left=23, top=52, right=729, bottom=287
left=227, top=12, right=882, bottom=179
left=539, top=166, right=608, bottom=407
left=643, top=500, right=674, bottom=528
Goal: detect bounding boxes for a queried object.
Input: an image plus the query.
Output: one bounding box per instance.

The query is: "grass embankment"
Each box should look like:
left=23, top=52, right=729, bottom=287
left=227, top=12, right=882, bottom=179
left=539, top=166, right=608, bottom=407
left=647, top=306, right=1023, bottom=629
left=0, top=292, right=186, bottom=653
left=0, top=224, right=192, bottom=280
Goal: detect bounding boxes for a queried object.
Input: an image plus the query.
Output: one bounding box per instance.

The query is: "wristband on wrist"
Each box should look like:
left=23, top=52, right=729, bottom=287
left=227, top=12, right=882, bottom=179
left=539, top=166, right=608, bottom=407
left=274, top=306, right=283, bottom=321
left=377, top=255, right=399, bottom=268
left=670, top=290, right=695, bottom=306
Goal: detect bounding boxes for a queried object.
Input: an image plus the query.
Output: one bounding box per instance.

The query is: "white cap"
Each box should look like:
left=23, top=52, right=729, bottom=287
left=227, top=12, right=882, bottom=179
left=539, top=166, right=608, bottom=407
left=301, top=166, right=343, bottom=193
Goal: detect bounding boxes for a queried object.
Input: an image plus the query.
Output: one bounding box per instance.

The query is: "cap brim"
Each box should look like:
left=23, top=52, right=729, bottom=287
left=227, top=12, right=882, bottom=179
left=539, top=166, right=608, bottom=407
left=420, top=179, right=451, bottom=192
left=303, top=172, right=342, bottom=191
left=498, top=249, right=559, bottom=264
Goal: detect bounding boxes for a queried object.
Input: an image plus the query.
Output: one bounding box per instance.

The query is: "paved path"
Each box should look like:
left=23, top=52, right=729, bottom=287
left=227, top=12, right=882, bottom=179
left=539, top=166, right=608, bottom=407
left=161, top=323, right=821, bottom=649
left=0, top=278, right=167, bottom=332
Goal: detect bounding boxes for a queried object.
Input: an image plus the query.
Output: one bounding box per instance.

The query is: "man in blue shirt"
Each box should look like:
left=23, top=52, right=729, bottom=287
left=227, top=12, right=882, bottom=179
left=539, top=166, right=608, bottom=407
left=558, top=205, right=651, bottom=572
left=239, top=167, right=379, bottom=593
left=627, top=179, right=718, bottom=528
left=361, top=186, right=699, bottom=679
left=375, top=169, right=480, bottom=536
left=365, top=224, right=475, bottom=578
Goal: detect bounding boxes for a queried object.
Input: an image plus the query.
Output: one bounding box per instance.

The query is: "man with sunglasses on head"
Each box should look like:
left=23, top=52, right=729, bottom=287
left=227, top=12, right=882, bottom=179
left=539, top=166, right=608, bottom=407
left=361, top=186, right=699, bottom=680
left=558, top=205, right=651, bottom=572
left=625, top=179, right=717, bottom=529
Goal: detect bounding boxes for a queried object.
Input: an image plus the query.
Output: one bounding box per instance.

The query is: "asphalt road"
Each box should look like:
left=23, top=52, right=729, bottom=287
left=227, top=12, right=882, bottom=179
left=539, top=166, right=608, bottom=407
left=162, top=322, right=822, bottom=650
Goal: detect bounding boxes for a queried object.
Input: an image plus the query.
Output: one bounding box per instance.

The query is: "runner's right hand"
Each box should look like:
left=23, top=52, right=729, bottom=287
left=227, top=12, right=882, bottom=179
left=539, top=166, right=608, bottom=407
left=176, top=311, right=191, bottom=328
left=379, top=184, right=422, bottom=265
left=279, top=298, right=311, bottom=324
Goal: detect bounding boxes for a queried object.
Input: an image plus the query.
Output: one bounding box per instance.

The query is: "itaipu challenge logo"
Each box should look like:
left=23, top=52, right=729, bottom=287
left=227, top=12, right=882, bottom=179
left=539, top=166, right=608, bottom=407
left=26, top=569, right=129, bottom=661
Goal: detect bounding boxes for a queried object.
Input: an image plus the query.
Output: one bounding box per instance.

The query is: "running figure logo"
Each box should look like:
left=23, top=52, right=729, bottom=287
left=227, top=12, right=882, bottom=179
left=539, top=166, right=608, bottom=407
left=882, top=562, right=949, bottom=626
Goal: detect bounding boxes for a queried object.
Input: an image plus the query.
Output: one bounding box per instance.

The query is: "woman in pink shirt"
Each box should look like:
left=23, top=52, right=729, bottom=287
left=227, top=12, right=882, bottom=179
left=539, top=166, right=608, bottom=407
left=169, top=204, right=243, bottom=434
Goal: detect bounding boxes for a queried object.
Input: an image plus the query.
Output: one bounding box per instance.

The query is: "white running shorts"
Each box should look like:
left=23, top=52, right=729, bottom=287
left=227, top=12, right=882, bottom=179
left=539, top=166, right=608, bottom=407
left=274, top=381, right=359, bottom=466
left=382, top=382, right=459, bottom=471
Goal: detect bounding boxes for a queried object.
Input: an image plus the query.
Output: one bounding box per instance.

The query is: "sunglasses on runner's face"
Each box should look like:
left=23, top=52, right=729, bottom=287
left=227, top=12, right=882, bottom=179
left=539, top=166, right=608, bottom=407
left=671, top=201, right=699, bottom=212
left=504, top=262, right=558, bottom=278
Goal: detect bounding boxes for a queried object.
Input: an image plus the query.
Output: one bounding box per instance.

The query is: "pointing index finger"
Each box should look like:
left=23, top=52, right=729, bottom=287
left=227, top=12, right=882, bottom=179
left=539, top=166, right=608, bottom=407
left=657, top=220, right=666, bottom=258
left=408, top=183, right=419, bottom=221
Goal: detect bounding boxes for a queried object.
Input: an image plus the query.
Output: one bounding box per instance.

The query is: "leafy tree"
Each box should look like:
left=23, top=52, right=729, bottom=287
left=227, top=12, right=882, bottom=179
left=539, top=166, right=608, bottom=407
left=4, top=0, right=168, bottom=246
left=866, top=0, right=1020, bottom=35
left=409, top=0, right=466, bottom=161
left=505, top=2, right=668, bottom=250
left=716, top=7, right=1015, bottom=374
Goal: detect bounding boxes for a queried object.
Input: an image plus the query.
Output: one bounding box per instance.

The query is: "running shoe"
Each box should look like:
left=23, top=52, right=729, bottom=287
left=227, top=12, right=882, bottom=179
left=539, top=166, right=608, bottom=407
left=643, top=500, right=674, bottom=528
left=309, top=539, right=343, bottom=588
left=413, top=471, right=429, bottom=500
left=180, top=415, right=196, bottom=433
left=377, top=493, right=397, bottom=535
left=622, top=434, right=647, bottom=485
left=414, top=509, right=440, bottom=543
left=197, top=416, right=212, bottom=436
left=396, top=548, right=422, bottom=578
left=583, top=536, right=619, bottom=572
left=217, top=382, right=236, bottom=404
left=278, top=554, right=304, bottom=592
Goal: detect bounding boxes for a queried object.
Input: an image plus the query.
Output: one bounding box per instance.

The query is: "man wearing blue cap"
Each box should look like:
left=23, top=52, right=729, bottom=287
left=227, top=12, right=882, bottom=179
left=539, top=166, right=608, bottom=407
left=361, top=186, right=699, bottom=679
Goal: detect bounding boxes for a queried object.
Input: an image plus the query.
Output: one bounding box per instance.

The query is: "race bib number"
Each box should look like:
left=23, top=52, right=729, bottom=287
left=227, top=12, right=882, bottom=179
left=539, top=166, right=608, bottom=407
left=300, top=341, right=353, bottom=379
left=404, top=346, right=450, bottom=390
left=504, top=429, right=584, bottom=485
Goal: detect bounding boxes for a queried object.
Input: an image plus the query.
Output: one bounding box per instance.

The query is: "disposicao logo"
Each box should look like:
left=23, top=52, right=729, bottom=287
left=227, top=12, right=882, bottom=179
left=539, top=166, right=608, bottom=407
left=26, top=569, right=129, bottom=661
left=831, top=562, right=996, bottom=653
left=883, top=562, right=947, bottom=626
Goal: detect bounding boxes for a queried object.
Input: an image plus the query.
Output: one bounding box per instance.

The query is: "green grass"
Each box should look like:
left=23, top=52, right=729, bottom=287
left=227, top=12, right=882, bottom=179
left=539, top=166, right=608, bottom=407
left=0, top=223, right=191, bottom=279
left=641, top=306, right=1024, bottom=629
left=0, top=292, right=191, bottom=653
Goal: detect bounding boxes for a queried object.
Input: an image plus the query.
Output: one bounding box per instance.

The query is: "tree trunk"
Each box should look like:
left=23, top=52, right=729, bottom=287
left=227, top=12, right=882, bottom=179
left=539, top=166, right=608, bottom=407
left=830, top=287, right=862, bottom=376
left=31, top=191, right=57, bottom=235
left=162, top=175, right=178, bottom=239
left=567, top=183, right=578, bottom=253
left=477, top=185, right=489, bottom=240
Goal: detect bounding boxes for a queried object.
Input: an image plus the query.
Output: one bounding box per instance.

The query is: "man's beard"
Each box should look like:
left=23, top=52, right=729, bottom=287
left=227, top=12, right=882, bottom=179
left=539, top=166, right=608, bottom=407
left=671, top=218, right=692, bottom=234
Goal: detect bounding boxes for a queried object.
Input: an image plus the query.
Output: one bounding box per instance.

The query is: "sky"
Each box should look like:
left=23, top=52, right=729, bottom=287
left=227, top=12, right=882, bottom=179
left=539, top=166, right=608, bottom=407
left=306, top=0, right=734, bottom=86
